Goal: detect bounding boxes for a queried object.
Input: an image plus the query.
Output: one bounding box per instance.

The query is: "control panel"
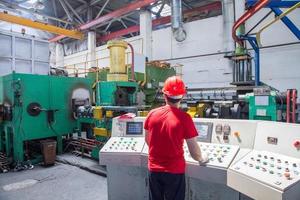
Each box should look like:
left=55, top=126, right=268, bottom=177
left=99, top=137, right=145, bottom=166
left=227, top=122, right=300, bottom=200
left=184, top=142, right=240, bottom=169
left=254, top=121, right=300, bottom=158
left=228, top=150, right=300, bottom=199
left=111, top=117, right=146, bottom=137
left=230, top=150, right=300, bottom=190
left=195, top=118, right=258, bottom=149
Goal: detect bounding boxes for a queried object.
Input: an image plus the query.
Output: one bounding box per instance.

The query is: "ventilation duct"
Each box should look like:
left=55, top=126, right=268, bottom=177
left=171, top=0, right=186, bottom=42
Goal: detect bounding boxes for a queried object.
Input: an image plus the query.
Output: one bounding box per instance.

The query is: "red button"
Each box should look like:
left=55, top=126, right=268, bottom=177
left=294, top=141, right=300, bottom=149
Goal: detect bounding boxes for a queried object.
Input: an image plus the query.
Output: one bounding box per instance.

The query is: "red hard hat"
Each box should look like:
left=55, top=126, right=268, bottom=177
left=162, top=76, right=186, bottom=98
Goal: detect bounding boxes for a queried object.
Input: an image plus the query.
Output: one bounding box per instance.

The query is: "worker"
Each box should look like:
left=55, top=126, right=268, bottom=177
left=144, top=76, right=208, bottom=200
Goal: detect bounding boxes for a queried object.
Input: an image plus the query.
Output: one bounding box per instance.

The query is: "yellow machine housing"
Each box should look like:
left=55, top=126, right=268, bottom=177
left=187, top=103, right=207, bottom=118
left=93, top=107, right=103, bottom=120
left=107, top=40, right=128, bottom=82
left=93, top=128, right=109, bottom=137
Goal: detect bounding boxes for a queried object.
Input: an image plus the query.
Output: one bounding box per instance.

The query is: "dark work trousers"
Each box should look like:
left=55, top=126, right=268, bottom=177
left=149, top=171, right=185, bottom=200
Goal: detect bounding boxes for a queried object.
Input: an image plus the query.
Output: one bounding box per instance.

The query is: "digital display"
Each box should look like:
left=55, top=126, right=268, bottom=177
left=194, top=122, right=213, bottom=142
left=195, top=124, right=209, bottom=139
left=126, top=122, right=143, bottom=135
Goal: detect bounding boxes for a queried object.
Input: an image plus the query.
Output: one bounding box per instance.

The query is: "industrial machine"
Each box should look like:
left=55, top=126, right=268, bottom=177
left=88, top=62, right=177, bottom=108
left=244, top=87, right=287, bottom=121
left=75, top=40, right=139, bottom=160
left=75, top=40, right=176, bottom=160
left=185, top=86, right=298, bottom=123
left=100, top=116, right=300, bottom=200
left=0, top=73, right=92, bottom=167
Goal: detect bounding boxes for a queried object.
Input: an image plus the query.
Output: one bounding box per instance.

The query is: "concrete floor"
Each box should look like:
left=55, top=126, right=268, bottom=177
left=0, top=162, right=108, bottom=200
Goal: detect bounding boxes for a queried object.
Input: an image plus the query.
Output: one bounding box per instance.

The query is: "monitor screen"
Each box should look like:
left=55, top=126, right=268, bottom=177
left=194, top=122, right=213, bottom=142
left=126, top=122, right=143, bottom=135
left=196, top=124, right=209, bottom=139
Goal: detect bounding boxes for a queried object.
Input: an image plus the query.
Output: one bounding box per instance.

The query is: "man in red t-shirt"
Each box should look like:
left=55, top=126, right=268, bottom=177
left=144, top=76, right=208, bottom=200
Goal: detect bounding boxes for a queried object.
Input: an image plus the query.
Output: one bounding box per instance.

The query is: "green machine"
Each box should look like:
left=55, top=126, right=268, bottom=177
left=0, top=73, right=92, bottom=166
left=88, top=63, right=176, bottom=108
left=245, top=87, right=286, bottom=121
left=76, top=40, right=139, bottom=159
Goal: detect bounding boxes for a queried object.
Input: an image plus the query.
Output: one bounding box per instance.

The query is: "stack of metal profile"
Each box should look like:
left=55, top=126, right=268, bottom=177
left=0, top=152, right=9, bottom=173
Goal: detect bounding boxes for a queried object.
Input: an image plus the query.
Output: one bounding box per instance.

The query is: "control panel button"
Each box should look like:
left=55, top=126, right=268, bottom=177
left=284, top=172, right=291, bottom=179
left=234, top=132, right=240, bottom=137
left=293, top=141, right=300, bottom=149
left=215, top=124, right=223, bottom=134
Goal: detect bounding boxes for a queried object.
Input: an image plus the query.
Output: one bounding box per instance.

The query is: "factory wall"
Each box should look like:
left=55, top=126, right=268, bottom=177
left=63, top=9, right=300, bottom=95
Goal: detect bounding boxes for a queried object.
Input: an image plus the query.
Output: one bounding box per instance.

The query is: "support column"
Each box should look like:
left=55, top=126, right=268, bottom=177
left=234, top=0, right=246, bottom=55
left=139, top=10, right=152, bottom=60
left=55, top=43, right=64, bottom=68
left=87, top=31, right=96, bottom=69
left=222, top=0, right=235, bottom=53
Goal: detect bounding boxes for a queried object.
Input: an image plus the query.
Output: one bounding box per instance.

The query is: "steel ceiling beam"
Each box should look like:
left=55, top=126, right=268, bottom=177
left=182, top=0, right=193, bottom=9
left=98, top=1, right=222, bottom=42
left=59, top=1, right=138, bottom=25
left=95, top=0, right=110, bottom=18
left=49, top=0, right=157, bottom=42
left=58, top=0, right=73, bottom=22
left=64, top=0, right=85, bottom=24
left=0, top=0, right=72, bottom=25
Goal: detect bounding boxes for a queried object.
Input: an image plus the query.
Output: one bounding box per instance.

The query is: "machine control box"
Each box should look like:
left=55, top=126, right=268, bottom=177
left=184, top=142, right=239, bottom=184
left=99, top=137, right=145, bottom=166
left=195, top=118, right=258, bottom=149
left=228, top=150, right=300, bottom=200
left=184, top=142, right=240, bottom=169
left=111, top=117, right=146, bottom=137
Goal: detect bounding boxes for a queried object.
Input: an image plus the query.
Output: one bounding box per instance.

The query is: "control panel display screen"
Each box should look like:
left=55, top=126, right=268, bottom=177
left=194, top=122, right=213, bottom=142
left=126, top=122, right=143, bottom=135
left=196, top=124, right=209, bottom=139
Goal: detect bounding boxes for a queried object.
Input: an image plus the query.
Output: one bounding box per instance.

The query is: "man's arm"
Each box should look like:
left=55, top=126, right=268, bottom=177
left=186, top=137, right=208, bottom=164
left=186, top=137, right=202, bottom=161
left=145, top=130, right=149, bottom=146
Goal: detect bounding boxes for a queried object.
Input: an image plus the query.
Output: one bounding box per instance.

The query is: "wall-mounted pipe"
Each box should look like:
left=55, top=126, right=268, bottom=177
left=292, top=89, right=297, bottom=123
left=127, top=42, right=135, bottom=81
left=287, top=90, right=291, bottom=123
left=171, top=0, right=186, bottom=42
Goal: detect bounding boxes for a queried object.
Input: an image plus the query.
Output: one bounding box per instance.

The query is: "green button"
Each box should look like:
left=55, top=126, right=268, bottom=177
left=256, top=166, right=260, bottom=169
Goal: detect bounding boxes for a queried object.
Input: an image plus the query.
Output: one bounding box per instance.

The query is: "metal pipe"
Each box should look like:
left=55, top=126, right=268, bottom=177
left=292, top=89, right=297, bottom=123
left=271, top=7, right=300, bottom=40
left=171, top=0, right=186, bottom=42
left=127, top=42, right=135, bottom=81
left=232, top=0, right=270, bottom=46
left=287, top=90, right=291, bottom=123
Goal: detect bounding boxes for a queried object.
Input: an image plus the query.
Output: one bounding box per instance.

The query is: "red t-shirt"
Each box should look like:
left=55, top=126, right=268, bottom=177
left=144, top=105, right=198, bottom=174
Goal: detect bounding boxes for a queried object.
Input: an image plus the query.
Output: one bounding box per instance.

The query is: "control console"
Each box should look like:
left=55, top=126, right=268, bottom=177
left=99, top=137, right=145, bottom=166
left=228, top=150, right=300, bottom=200
left=184, top=142, right=239, bottom=169
left=228, top=121, right=300, bottom=200
left=184, top=142, right=239, bottom=184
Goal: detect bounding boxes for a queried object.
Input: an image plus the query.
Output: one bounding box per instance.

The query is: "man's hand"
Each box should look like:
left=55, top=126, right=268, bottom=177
left=199, top=152, right=209, bottom=165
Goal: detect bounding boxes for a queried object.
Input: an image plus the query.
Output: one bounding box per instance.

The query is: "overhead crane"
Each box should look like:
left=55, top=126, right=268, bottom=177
left=0, top=11, right=84, bottom=40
